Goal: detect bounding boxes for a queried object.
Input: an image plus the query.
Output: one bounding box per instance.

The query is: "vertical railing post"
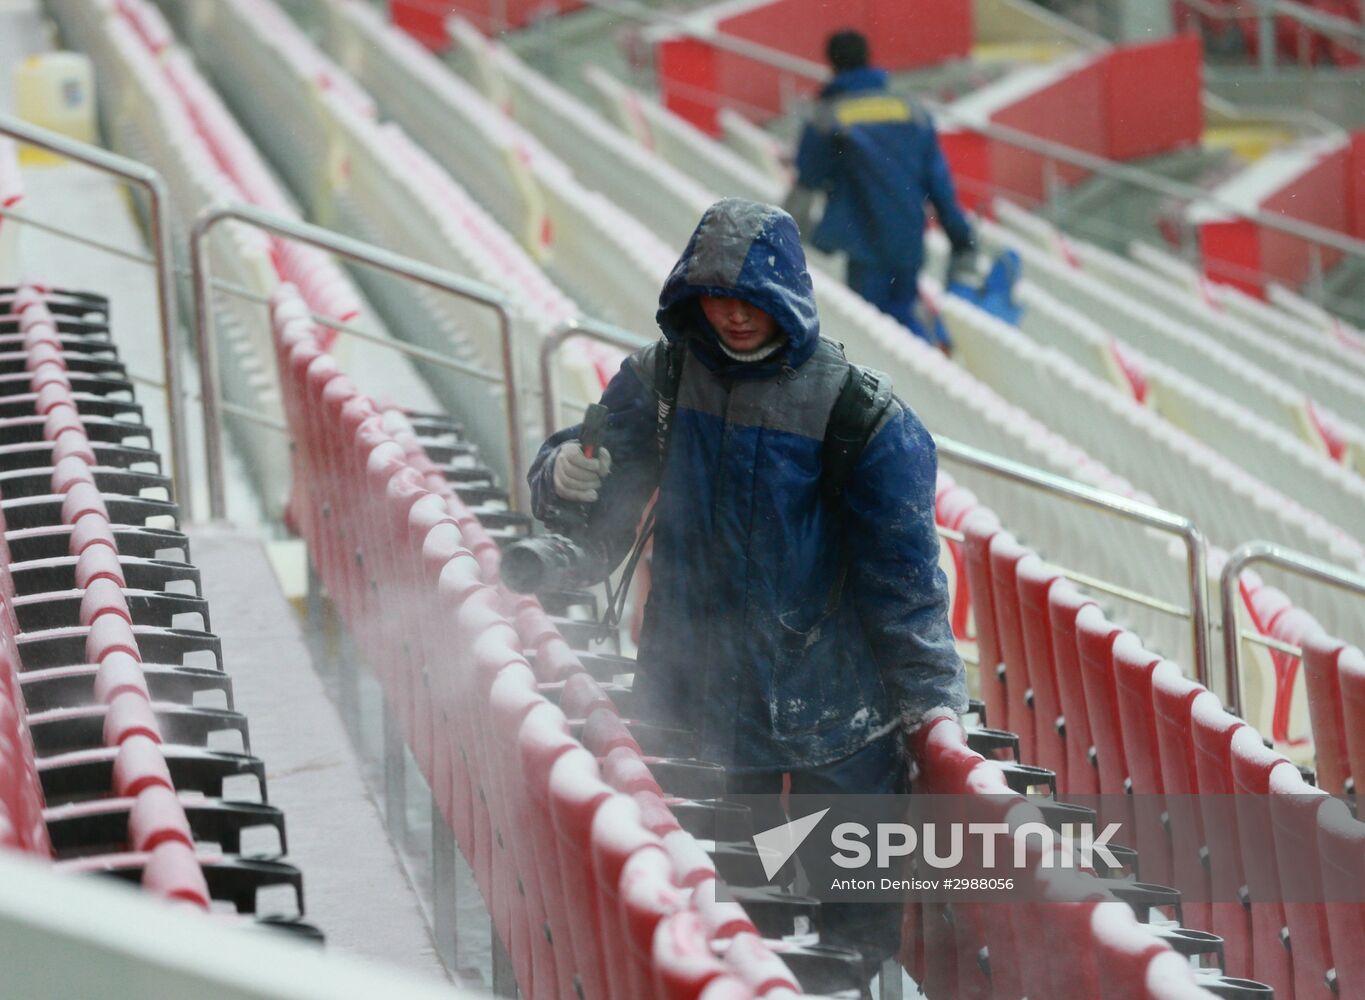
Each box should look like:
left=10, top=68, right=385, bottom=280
left=491, top=933, right=517, bottom=998
left=1307, top=242, right=1326, bottom=304
left=778, top=71, right=797, bottom=118
left=432, top=799, right=459, bottom=970
left=1042, top=157, right=1062, bottom=218
left=383, top=696, right=408, bottom=842
left=1258, top=0, right=1277, bottom=70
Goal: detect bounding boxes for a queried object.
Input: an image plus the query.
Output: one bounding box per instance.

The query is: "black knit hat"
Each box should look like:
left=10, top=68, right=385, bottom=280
left=826, top=29, right=870, bottom=72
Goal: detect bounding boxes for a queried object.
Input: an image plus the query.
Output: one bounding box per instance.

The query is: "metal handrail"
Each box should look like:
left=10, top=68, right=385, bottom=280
left=204, top=271, right=505, bottom=385
left=557, top=3, right=1365, bottom=265
left=539, top=317, right=652, bottom=439
left=1218, top=540, right=1365, bottom=719
left=190, top=202, right=523, bottom=521
left=934, top=435, right=1212, bottom=687
left=0, top=114, right=189, bottom=510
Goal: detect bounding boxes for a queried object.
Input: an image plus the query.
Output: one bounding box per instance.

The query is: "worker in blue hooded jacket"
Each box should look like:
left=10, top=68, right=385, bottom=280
left=787, top=30, right=976, bottom=347
left=528, top=198, right=967, bottom=979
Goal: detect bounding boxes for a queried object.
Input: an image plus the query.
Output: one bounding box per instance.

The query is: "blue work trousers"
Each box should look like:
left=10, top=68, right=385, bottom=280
left=725, top=731, right=908, bottom=979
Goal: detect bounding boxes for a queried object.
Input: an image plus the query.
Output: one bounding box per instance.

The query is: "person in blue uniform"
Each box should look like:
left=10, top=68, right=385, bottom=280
left=788, top=30, right=977, bottom=348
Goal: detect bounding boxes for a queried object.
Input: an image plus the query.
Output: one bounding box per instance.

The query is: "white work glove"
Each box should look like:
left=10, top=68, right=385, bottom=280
left=552, top=441, right=612, bottom=503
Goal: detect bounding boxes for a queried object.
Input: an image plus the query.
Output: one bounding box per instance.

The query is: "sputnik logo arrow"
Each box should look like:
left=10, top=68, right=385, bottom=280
left=752, top=808, right=830, bottom=882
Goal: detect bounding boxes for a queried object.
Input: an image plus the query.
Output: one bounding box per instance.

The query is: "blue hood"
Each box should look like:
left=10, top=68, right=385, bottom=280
left=657, top=198, right=821, bottom=371
left=820, top=66, right=890, bottom=99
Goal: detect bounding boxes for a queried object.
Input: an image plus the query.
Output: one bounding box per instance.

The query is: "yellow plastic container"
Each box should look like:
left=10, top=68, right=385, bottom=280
left=13, top=52, right=97, bottom=165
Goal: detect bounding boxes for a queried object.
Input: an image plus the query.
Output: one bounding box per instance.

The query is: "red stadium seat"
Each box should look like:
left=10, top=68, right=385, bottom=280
left=1014, top=554, right=1067, bottom=786
left=1110, top=635, right=1173, bottom=887
left=692, top=882, right=756, bottom=942
left=75, top=545, right=126, bottom=588
left=590, top=795, right=666, bottom=1000
left=92, top=651, right=151, bottom=704
left=513, top=702, right=579, bottom=995
left=103, top=691, right=163, bottom=746
left=79, top=578, right=132, bottom=626
left=111, top=734, right=174, bottom=797
left=961, top=509, right=1005, bottom=733
left=941, top=761, right=1022, bottom=999
left=84, top=614, right=142, bottom=663
left=653, top=911, right=729, bottom=1000
left=904, top=713, right=984, bottom=994
left=602, top=745, right=664, bottom=797
left=1267, top=765, right=1332, bottom=1000
left=1142, top=951, right=1220, bottom=999
left=1317, top=798, right=1365, bottom=999
left=563, top=672, right=618, bottom=720
left=621, top=844, right=689, bottom=998
left=484, top=663, right=546, bottom=992
left=1150, top=662, right=1211, bottom=932
left=1300, top=630, right=1350, bottom=795
left=1228, top=728, right=1294, bottom=997
left=988, top=533, right=1035, bottom=762
left=140, top=840, right=210, bottom=909
left=127, top=784, right=195, bottom=852
left=1089, top=901, right=1172, bottom=1000
left=548, top=747, right=616, bottom=1000
left=1029, top=872, right=1114, bottom=997
left=697, top=975, right=755, bottom=1000
left=1190, top=693, right=1251, bottom=976
left=60, top=482, right=109, bottom=524
left=1075, top=607, right=1127, bottom=795
left=1338, top=646, right=1365, bottom=797
left=721, top=932, right=800, bottom=995
left=935, top=483, right=978, bottom=642
left=69, top=512, right=120, bottom=554
left=1046, top=581, right=1099, bottom=795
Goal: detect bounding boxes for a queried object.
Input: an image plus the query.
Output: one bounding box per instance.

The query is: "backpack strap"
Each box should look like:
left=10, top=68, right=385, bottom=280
left=653, top=338, right=685, bottom=464
left=822, top=362, right=894, bottom=506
